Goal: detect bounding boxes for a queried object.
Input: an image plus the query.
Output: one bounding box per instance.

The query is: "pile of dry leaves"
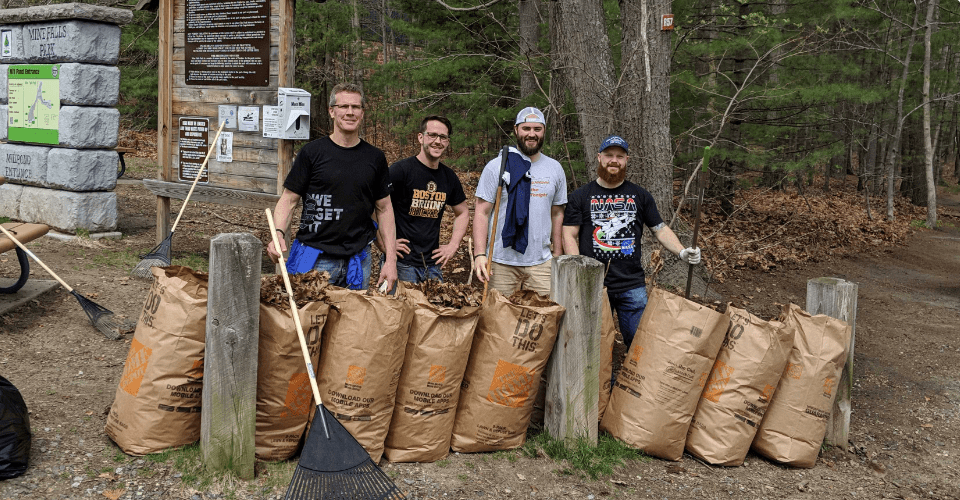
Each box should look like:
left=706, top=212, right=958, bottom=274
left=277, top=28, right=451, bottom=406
left=691, top=182, right=926, bottom=282
left=260, top=270, right=331, bottom=308
left=409, top=280, right=483, bottom=308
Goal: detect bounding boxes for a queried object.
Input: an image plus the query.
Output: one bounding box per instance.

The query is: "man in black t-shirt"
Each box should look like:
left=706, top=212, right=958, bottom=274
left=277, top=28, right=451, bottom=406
left=267, top=83, right=398, bottom=291
left=380, top=115, right=468, bottom=283
left=562, top=135, right=701, bottom=350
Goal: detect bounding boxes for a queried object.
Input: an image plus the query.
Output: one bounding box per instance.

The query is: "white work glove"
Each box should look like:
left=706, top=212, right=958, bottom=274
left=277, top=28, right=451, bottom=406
left=679, top=247, right=701, bottom=265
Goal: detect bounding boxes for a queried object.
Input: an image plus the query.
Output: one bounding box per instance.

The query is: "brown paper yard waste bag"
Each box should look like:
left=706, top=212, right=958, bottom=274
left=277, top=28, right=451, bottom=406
left=450, top=289, right=565, bottom=453
left=256, top=272, right=331, bottom=461
left=315, top=286, right=414, bottom=462
left=685, top=305, right=795, bottom=465
left=383, top=288, right=480, bottom=462
left=600, top=287, right=729, bottom=461
left=598, top=291, right=617, bottom=422
left=751, top=304, right=852, bottom=468
left=105, top=266, right=208, bottom=455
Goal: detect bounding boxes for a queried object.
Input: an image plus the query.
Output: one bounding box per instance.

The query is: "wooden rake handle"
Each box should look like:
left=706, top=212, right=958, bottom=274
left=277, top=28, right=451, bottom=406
left=481, top=146, right=509, bottom=304
left=0, top=224, right=73, bottom=292
left=265, top=209, right=324, bottom=408
left=171, top=120, right=227, bottom=233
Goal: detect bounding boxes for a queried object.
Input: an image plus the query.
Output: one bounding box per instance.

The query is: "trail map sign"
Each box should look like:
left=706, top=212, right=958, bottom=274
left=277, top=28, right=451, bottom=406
left=178, top=117, right=210, bottom=183
left=184, top=0, right=270, bottom=87
left=7, top=64, right=60, bottom=144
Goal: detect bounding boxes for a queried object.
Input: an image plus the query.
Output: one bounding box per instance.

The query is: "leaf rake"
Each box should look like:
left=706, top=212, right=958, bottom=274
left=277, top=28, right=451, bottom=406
left=265, top=209, right=405, bottom=500
left=132, top=121, right=226, bottom=278
left=0, top=225, right=125, bottom=340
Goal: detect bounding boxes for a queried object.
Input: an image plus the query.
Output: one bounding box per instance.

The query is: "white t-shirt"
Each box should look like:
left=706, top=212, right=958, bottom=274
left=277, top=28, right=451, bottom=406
left=475, top=148, right=568, bottom=266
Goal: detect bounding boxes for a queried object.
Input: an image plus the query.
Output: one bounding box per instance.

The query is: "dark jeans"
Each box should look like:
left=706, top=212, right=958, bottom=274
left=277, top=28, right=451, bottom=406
left=380, top=255, right=443, bottom=285
left=608, top=285, right=649, bottom=350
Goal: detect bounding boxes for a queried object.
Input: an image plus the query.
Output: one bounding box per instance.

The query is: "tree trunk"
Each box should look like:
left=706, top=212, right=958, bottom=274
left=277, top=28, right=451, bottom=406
left=555, top=0, right=616, bottom=175
left=619, top=0, right=675, bottom=223
left=519, top=0, right=540, bottom=100
left=883, top=3, right=921, bottom=221
left=922, top=0, right=937, bottom=228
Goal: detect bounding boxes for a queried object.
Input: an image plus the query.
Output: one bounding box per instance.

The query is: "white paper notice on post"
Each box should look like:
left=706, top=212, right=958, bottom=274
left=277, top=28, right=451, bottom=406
left=217, top=132, right=233, bottom=163
left=238, top=106, right=260, bottom=132
left=218, top=105, right=238, bottom=129
left=262, top=105, right=281, bottom=139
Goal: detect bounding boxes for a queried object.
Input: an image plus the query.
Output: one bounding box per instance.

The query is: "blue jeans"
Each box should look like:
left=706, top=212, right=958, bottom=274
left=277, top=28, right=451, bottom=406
left=312, top=248, right=372, bottom=289
left=380, top=256, right=443, bottom=284
left=607, top=285, right=648, bottom=349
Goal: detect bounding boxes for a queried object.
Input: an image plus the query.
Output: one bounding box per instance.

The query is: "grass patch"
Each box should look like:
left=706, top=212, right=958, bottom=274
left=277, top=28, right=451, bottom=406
left=92, top=248, right=142, bottom=270
left=521, top=432, right=646, bottom=480
left=0, top=216, right=10, bottom=224
left=491, top=449, right=519, bottom=463
left=173, top=252, right=209, bottom=272
left=258, top=460, right=296, bottom=490
left=435, top=459, right=450, bottom=468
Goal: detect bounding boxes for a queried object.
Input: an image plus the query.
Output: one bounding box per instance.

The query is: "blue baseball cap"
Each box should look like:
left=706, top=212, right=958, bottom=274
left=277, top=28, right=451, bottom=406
left=599, top=135, right=629, bottom=154
left=515, top=107, right=546, bottom=125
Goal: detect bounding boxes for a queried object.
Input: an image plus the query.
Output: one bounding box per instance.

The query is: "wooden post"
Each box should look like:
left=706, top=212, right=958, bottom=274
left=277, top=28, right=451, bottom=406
left=806, top=277, right=858, bottom=448
left=546, top=255, right=605, bottom=445
left=156, top=0, right=174, bottom=245
left=202, top=233, right=262, bottom=479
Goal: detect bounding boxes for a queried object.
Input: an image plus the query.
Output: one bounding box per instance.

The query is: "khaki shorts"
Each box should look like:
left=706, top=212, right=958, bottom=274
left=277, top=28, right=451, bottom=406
left=488, top=259, right=552, bottom=298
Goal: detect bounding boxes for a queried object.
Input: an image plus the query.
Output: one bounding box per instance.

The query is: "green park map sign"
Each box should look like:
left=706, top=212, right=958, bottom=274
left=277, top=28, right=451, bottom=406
left=7, top=64, right=60, bottom=144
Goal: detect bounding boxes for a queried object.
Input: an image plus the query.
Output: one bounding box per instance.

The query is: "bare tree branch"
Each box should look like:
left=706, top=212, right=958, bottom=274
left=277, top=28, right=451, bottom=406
left=432, top=0, right=505, bottom=12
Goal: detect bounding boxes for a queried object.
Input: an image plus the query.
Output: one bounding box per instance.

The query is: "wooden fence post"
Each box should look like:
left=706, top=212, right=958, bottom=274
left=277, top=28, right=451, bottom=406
left=546, top=255, right=605, bottom=445
left=202, top=233, right=262, bottom=479
left=806, top=277, right=858, bottom=448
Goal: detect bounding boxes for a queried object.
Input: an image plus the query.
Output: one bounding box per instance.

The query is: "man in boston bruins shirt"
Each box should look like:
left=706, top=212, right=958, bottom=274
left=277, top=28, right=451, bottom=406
left=383, top=115, right=468, bottom=283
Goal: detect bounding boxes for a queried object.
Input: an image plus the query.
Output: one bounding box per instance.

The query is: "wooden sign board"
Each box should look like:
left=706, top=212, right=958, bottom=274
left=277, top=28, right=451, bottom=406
left=146, top=0, right=296, bottom=243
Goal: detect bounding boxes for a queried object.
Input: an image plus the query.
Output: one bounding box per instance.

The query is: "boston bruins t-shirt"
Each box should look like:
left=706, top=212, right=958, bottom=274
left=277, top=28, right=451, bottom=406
left=389, top=156, right=466, bottom=267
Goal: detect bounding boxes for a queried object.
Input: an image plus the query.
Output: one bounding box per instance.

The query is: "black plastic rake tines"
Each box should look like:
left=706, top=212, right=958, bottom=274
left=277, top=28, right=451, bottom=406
left=284, top=404, right=405, bottom=500
left=70, top=290, right=123, bottom=340
left=131, top=236, right=172, bottom=279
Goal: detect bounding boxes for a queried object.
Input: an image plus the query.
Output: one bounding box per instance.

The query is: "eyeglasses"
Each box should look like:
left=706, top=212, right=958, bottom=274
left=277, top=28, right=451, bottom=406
left=424, top=132, right=450, bottom=142
left=333, top=104, right=363, bottom=112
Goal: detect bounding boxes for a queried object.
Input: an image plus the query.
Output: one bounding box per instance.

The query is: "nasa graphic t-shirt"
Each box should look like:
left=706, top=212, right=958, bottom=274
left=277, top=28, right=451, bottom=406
left=283, top=136, right=391, bottom=257
left=388, top=156, right=466, bottom=267
left=563, top=180, right=663, bottom=293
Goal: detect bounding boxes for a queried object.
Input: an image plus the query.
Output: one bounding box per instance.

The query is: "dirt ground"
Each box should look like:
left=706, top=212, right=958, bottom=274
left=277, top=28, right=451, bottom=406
left=1, top=159, right=959, bottom=499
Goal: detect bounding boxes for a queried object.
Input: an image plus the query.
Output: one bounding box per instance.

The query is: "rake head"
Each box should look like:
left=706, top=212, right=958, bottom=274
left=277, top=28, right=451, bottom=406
left=131, top=236, right=172, bottom=279
left=70, top=291, right=126, bottom=340
left=284, top=405, right=405, bottom=500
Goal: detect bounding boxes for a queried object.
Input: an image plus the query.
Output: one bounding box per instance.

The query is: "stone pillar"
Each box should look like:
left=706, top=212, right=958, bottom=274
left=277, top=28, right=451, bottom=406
left=0, top=3, right=131, bottom=233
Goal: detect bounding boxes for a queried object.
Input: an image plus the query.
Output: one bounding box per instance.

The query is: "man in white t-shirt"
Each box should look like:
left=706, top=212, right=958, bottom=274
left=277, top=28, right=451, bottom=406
left=472, top=107, right=567, bottom=297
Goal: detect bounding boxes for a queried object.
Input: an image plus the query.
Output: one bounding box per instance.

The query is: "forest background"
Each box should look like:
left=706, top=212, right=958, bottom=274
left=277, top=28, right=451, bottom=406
left=109, top=0, right=960, bottom=232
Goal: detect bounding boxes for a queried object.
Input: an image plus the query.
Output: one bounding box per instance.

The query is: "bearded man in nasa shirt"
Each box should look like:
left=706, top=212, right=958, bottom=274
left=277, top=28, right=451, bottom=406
left=562, top=135, right=701, bottom=351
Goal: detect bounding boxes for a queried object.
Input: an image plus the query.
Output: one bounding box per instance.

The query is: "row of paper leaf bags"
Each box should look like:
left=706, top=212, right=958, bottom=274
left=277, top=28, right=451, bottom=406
left=601, top=287, right=852, bottom=468
left=104, top=266, right=567, bottom=463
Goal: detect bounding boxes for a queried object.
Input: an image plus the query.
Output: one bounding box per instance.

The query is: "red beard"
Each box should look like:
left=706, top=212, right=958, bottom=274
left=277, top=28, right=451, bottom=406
left=597, top=163, right=627, bottom=185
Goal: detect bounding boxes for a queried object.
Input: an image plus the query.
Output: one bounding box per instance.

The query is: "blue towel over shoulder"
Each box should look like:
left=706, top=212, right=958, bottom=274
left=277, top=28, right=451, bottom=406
left=501, top=149, right=532, bottom=254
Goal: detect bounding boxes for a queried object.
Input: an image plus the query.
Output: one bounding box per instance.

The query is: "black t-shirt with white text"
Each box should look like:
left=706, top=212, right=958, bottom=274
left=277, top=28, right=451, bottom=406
left=563, top=180, right=664, bottom=293
left=283, top=136, right=391, bottom=257
left=389, top=156, right=467, bottom=267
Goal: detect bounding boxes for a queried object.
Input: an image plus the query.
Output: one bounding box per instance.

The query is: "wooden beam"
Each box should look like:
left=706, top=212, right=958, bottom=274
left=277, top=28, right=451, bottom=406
left=806, top=277, right=858, bottom=449
left=276, top=0, right=296, bottom=235
left=201, top=233, right=261, bottom=479
left=157, top=0, right=174, bottom=245
left=546, top=255, right=605, bottom=445
left=143, top=179, right=281, bottom=210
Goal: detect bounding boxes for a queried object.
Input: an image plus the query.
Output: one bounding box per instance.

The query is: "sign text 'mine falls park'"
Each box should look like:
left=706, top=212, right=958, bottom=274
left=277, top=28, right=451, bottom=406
left=8, top=64, right=60, bottom=145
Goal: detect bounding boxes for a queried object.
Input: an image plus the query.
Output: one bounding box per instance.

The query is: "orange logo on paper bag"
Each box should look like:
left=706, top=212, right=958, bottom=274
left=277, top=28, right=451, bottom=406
left=760, top=384, right=776, bottom=402
left=283, top=372, right=312, bottom=417
left=428, top=365, right=447, bottom=384
left=822, top=377, right=835, bottom=396
left=629, top=345, right=644, bottom=364
left=702, top=359, right=735, bottom=403
left=486, top=359, right=535, bottom=408
left=119, top=338, right=153, bottom=397
left=187, top=359, right=204, bottom=383
left=786, top=362, right=802, bottom=379
left=346, top=365, right=366, bottom=387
